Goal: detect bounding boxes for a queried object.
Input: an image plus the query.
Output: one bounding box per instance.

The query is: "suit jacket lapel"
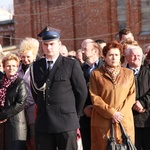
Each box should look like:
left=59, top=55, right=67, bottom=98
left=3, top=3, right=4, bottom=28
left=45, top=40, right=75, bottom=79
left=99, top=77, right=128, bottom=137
left=47, top=55, right=62, bottom=81
left=39, top=58, right=47, bottom=77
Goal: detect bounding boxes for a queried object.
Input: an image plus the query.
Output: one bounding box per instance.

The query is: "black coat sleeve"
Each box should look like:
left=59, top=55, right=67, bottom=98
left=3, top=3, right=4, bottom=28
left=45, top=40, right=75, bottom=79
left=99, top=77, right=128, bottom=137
left=71, top=60, right=88, bottom=116
left=0, top=79, right=27, bottom=121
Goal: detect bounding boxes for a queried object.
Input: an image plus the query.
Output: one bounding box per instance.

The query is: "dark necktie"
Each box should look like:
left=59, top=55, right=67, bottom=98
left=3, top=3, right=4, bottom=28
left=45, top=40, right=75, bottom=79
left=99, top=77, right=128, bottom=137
left=133, top=69, right=138, bottom=75
left=47, top=61, right=53, bottom=72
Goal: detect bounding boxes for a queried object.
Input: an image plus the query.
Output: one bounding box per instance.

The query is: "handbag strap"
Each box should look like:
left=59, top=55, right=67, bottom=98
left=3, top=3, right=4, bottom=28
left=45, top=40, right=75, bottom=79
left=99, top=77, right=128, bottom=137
left=110, top=122, right=129, bottom=141
left=109, top=123, right=115, bottom=141
left=119, top=122, right=130, bottom=140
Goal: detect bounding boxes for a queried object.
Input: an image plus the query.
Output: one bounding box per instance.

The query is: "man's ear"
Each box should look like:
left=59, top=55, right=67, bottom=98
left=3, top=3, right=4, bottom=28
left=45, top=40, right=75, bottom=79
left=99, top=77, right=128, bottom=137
left=59, top=40, right=62, bottom=46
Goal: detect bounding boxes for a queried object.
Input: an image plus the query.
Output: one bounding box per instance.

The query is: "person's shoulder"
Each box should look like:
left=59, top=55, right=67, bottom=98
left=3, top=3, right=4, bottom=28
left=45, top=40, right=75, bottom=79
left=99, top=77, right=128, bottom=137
left=63, top=56, right=76, bottom=62
left=14, top=76, right=26, bottom=85
left=62, top=57, right=80, bottom=66
left=91, top=67, right=103, bottom=77
left=121, top=67, right=133, bottom=73
left=32, top=58, right=45, bottom=71
left=141, top=65, right=150, bottom=70
left=33, top=57, right=45, bottom=65
left=140, top=65, right=150, bottom=74
left=121, top=67, right=134, bottom=77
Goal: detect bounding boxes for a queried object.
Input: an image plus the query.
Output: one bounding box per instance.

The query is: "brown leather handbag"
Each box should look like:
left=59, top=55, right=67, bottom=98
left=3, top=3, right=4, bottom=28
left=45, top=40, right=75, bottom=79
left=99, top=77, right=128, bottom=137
left=106, top=122, right=137, bottom=150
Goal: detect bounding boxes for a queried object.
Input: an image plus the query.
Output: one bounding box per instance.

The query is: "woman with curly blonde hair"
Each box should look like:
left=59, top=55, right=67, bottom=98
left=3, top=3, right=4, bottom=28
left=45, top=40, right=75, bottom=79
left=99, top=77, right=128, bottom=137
left=18, top=37, right=39, bottom=150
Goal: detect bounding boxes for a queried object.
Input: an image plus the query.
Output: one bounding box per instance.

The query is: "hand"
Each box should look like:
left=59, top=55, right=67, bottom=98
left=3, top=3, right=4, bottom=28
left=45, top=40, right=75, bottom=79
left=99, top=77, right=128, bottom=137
left=0, top=119, right=7, bottom=124
left=138, top=109, right=146, bottom=113
left=112, top=111, right=124, bottom=123
left=83, top=105, right=93, bottom=117
left=133, top=101, right=145, bottom=113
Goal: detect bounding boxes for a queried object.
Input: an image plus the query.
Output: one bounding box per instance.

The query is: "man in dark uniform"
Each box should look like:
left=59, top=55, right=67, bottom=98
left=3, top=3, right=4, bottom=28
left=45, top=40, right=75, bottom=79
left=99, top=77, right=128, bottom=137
left=30, top=26, right=87, bottom=150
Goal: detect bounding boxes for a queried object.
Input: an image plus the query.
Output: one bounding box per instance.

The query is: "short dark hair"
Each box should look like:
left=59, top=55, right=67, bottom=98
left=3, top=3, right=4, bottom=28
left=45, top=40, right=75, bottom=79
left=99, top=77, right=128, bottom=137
left=118, top=28, right=132, bottom=40
left=95, top=39, right=106, bottom=44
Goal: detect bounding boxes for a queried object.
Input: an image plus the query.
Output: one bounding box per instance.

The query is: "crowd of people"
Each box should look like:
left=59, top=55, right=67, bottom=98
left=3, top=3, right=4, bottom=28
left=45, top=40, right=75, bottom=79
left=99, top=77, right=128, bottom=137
left=0, top=27, right=150, bottom=150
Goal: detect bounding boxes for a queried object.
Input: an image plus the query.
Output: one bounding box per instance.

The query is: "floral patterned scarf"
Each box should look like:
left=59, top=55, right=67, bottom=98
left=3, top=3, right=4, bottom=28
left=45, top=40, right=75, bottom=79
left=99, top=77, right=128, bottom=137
left=103, top=63, right=121, bottom=84
left=0, top=73, right=18, bottom=107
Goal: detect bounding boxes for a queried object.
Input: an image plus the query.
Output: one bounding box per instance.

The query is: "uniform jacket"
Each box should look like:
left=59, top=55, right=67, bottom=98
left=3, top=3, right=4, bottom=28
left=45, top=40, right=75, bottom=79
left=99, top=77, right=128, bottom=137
left=130, top=65, right=150, bottom=127
left=89, top=67, right=135, bottom=142
left=31, top=55, right=87, bottom=133
left=0, top=77, right=27, bottom=149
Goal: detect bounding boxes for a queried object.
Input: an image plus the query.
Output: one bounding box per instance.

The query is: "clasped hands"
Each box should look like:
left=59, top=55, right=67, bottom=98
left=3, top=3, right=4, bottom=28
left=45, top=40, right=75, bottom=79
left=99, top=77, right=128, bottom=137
left=84, top=106, right=124, bottom=122
left=132, top=100, right=145, bottom=113
left=112, top=100, right=145, bottom=123
left=112, top=111, right=124, bottom=123
left=83, top=105, right=93, bottom=117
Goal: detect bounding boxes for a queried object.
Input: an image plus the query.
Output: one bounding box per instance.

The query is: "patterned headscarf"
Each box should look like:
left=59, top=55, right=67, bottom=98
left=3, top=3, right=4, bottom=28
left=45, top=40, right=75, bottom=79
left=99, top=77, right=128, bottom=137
left=103, top=62, right=121, bottom=84
left=0, top=73, right=18, bottom=107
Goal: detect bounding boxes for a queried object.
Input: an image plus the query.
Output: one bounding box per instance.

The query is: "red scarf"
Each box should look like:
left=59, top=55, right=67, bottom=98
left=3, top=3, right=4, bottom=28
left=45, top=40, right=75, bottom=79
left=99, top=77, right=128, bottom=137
left=0, top=73, right=18, bottom=107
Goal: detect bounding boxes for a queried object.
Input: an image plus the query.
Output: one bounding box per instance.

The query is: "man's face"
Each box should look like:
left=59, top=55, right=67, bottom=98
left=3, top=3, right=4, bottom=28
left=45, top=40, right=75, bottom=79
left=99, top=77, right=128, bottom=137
left=121, top=33, right=134, bottom=42
left=126, top=48, right=143, bottom=68
left=42, top=40, right=61, bottom=59
left=81, top=42, right=95, bottom=61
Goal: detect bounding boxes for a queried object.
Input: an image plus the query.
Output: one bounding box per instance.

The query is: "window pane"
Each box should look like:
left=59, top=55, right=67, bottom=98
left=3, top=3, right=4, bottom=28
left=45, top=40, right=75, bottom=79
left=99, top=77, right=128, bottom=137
left=117, top=0, right=126, bottom=30
left=141, top=0, right=150, bottom=32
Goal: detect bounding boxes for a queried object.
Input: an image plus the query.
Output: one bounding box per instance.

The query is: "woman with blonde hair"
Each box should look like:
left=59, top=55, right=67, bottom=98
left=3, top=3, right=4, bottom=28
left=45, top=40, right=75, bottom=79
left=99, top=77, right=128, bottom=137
left=0, top=53, right=27, bottom=150
left=18, top=37, right=39, bottom=150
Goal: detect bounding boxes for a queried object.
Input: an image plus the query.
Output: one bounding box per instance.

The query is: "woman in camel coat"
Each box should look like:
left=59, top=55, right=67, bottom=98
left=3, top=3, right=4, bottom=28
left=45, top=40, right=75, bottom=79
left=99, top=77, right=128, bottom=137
left=89, top=41, right=136, bottom=150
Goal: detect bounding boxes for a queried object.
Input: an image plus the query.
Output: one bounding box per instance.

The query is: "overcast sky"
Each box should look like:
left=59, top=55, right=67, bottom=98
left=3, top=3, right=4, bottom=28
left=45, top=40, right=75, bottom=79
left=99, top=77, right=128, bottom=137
left=0, top=0, right=13, bottom=13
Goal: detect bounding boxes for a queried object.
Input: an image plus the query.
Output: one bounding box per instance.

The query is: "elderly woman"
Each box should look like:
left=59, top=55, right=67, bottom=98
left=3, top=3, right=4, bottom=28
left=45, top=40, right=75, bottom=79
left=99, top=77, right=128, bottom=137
left=18, top=37, right=39, bottom=150
left=0, top=53, right=27, bottom=150
left=89, top=41, right=136, bottom=150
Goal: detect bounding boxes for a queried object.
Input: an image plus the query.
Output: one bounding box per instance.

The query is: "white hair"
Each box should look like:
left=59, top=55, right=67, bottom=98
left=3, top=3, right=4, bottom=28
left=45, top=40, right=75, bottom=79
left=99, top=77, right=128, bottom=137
left=125, top=45, right=143, bottom=56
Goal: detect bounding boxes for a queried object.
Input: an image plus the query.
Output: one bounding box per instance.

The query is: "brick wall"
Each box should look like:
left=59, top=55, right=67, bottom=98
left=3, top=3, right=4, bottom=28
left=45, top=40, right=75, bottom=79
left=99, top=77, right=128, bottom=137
left=13, top=0, right=150, bottom=51
left=0, top=21, right=14, bottom=46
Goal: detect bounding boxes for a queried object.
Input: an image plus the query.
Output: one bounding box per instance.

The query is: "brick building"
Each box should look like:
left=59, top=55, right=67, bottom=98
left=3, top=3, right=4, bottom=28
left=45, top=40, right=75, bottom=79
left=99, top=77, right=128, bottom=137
left=14, top=0, right=150, bottom=51
left=0, top=8, right=14, bottom=46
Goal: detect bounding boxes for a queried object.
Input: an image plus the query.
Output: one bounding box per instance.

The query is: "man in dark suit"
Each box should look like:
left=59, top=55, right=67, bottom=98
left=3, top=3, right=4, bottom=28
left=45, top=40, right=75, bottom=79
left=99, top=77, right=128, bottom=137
left=125, top=45, right=150, bottom=150
left=79, top=39, right=104, bottom=150
left=30, top=26, right=87, bottom=150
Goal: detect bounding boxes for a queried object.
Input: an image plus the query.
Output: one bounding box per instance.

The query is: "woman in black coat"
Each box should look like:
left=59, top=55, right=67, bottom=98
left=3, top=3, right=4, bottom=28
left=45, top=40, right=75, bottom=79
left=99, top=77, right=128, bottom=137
left=0, top=53, right=27, bottom=150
